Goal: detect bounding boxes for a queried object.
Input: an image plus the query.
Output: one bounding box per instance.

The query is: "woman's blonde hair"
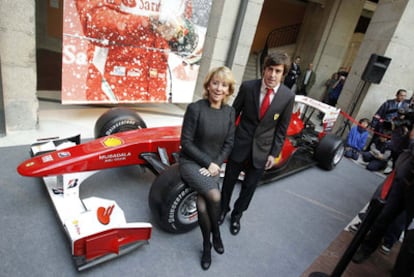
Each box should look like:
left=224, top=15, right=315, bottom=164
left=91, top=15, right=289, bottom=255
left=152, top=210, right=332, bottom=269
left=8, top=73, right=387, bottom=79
left=202, top=66, right=235, bottom=104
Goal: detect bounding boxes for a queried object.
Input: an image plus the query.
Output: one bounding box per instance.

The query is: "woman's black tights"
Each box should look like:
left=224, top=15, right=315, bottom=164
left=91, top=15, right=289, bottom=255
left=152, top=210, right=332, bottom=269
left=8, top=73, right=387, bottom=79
left=197, top=188, right=221, bottom=248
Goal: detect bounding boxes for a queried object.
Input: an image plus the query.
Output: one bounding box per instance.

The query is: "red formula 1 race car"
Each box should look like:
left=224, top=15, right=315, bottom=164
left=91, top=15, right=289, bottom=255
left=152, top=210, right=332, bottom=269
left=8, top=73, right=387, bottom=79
left=17, top=95, right=344, bottom=270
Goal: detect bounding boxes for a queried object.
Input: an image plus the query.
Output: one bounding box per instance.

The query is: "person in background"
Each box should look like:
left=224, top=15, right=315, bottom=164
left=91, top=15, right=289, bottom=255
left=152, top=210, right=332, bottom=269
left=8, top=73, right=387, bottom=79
left=391, top=131, right=414, bottom=277
left=219, top=52, right=295, bottom=236
left=344, top=118, right=370, bottom=160
left=318, top=71, right=340, bottom=120
left=408, top=93, right=414, bottom=107
left=326, top=71, right=347, bottom=107
left=404, top=92, right=413, bottom=107
left=371, top=89, right=409, bottom=140
left=368, top=89, right=409, bottom=169
left=322, top=72, right=339, bottom=103
left=179, top=66, right=236, bottom=270
left=296, top=62, right=316, bottom=96
left=349, top=188, right=408, bottom=257
left=361, top=132, right=392, bottom=172
left=352, top=129, right=414, bottom=277
left=350, top=121, right=413, bottom=256
left=387, top=108, right=411, bottom=169
left=283, top=55, right=301, bottom=92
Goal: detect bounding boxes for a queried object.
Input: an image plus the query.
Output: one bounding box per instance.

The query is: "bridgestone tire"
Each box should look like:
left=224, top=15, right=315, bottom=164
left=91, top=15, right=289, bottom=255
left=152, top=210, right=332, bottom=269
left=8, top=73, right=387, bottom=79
left=94, top=108, right=147, bottom=138
left=314, top=133, right=344, bottom=170
left=149, top=164, right=198, bottom=233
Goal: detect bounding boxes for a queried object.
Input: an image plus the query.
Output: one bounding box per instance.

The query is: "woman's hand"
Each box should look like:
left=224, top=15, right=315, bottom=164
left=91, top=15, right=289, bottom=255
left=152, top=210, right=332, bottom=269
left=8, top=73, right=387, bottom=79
left=199, top=167, right=211, bottom=177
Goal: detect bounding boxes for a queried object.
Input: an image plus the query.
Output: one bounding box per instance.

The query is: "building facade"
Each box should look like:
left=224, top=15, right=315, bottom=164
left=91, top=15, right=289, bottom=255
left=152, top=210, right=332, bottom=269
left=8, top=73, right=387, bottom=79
left=0, top=0, right=413, bottom=134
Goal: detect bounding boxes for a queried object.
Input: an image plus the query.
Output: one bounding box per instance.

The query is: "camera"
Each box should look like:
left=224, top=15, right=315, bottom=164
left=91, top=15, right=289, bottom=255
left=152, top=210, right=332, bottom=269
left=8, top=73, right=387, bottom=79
left=383, top=108, right=414, bottom=131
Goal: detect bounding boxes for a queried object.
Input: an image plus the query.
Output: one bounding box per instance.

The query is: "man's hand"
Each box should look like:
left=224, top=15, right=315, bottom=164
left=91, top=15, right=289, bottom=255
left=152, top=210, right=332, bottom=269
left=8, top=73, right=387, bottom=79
left=199, top=163, right=221, bottom=177
left=208, top=163, right=220, bottom=176
left=264, top=155, right=275, bottom=170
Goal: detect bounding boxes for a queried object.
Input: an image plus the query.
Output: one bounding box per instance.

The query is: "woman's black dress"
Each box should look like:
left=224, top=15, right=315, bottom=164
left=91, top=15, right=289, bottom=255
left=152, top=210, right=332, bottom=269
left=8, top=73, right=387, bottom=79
left=179, top=99, right=235, bottom=194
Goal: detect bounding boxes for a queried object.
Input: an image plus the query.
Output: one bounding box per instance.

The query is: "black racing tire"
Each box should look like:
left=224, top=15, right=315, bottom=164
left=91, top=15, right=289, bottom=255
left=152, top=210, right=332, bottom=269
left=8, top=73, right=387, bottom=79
left=94, top=108, right=147, bottom=138
left=314, top=133, right=344, bottom=170
left=148, top=164, right=198, bottom=233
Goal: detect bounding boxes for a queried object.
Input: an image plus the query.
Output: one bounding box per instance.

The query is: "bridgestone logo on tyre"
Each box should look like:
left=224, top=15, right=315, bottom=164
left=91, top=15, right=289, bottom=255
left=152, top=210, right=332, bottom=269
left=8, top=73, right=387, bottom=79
left=168, top=187, right=191, bottom=226
left=105, top=120, right=142, bottom=136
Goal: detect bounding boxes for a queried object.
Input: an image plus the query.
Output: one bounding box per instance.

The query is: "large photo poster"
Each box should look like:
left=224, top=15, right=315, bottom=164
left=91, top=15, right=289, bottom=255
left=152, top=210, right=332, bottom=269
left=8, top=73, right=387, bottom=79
left=62, top=0, right=212, bottom=104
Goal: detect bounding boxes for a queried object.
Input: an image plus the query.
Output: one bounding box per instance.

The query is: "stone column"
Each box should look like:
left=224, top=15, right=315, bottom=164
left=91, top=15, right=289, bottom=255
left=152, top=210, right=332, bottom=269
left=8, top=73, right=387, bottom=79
left=295, top=0, right=365, bottom=100
left=338, top=0, right=413, bottom=124
left=0, top=0, right=38, bottom=132
left=193, top=0, right=264, bottom=103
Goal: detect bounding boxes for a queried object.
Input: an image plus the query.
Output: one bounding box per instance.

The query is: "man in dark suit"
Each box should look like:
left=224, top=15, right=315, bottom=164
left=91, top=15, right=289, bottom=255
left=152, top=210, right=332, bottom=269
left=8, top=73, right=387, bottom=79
left=283, top=55, right=301, bottom=91
left=219, top=52, right=295, bottom=235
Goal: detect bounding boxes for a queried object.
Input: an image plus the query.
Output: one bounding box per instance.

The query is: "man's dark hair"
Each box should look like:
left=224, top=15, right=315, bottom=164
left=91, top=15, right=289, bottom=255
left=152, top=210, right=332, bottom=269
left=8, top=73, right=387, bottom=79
left=263, top=52, right=291, bottom=76
left=396, top=89, right=407, bottom=96
left=359, top=118, right=370, bottom=125
left=338, top=70, right=348, bottom=78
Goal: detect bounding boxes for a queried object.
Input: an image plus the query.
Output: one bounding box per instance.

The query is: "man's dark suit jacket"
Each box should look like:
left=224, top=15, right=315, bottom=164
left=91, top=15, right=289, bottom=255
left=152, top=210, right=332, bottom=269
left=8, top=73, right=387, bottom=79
left=230, top=79, right=295, bottom=169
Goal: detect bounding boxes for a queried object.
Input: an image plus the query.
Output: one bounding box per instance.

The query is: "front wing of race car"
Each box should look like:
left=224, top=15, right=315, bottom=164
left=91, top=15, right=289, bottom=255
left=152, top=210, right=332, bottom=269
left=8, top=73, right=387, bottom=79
left=44, top=173, right=152, bottom=271
left=20, top=135, right=161, bottom=271
left=17, top=126, right=184, bottom=270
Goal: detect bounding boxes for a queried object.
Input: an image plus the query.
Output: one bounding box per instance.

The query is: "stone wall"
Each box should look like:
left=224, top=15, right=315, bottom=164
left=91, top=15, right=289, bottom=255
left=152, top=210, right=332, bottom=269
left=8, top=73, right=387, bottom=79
left=0, top=0, right=38, bottom=132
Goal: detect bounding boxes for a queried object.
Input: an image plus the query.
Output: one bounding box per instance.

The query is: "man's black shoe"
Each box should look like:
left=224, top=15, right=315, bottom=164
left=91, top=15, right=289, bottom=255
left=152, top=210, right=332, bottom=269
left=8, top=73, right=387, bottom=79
left=352, top=248, right=371, bottom=264
left=230, top=217, right=240, bottom=235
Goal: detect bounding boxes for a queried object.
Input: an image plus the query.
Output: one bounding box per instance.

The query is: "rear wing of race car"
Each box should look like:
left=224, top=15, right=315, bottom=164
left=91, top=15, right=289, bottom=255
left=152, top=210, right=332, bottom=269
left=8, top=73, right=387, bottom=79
left=294, top=95, right=341, bottom=132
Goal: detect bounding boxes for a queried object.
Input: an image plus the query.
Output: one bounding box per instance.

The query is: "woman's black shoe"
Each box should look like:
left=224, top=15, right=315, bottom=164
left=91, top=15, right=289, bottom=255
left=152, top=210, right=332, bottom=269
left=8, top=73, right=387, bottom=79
left=213, top=234, right=224, bottom=254
left=201, top=247, right=211, bottom=270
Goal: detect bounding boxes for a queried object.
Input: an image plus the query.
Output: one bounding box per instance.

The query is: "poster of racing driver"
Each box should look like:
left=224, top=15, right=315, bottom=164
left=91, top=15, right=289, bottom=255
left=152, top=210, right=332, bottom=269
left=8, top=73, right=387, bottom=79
left=61, top=0, right=212, bottom=104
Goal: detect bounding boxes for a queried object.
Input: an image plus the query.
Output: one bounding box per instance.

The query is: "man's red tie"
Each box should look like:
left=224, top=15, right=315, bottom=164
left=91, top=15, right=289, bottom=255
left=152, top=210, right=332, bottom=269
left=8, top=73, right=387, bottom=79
left=260, top=88, right=273, bottom=119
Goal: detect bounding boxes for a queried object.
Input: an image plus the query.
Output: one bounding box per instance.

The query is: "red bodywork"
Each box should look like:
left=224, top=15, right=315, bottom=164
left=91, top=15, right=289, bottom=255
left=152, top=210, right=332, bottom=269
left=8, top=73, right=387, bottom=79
left=18, top=112, right=307, bottom=178
left=273, top=111, right=304, bottom=168
left=18, top=126, right=182, bottom=177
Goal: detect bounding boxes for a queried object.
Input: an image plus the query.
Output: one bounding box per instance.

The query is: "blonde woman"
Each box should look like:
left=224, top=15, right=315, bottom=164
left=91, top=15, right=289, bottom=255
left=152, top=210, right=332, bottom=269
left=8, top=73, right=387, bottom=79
left=179, top=66, right=236, bottom=270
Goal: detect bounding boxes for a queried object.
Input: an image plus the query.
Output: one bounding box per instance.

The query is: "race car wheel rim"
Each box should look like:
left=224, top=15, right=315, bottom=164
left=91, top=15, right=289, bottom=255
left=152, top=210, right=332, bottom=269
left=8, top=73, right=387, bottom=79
left=177, top=191, right=198, bottom=224
left=333, top=145, right=344, bottom=165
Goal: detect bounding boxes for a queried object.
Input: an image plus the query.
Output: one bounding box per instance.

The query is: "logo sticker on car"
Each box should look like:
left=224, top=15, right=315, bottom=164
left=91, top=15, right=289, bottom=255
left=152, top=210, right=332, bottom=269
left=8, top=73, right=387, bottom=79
left=58, top=151, right=71, bottom=158
left=102, top=137, right=124, bottom=147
